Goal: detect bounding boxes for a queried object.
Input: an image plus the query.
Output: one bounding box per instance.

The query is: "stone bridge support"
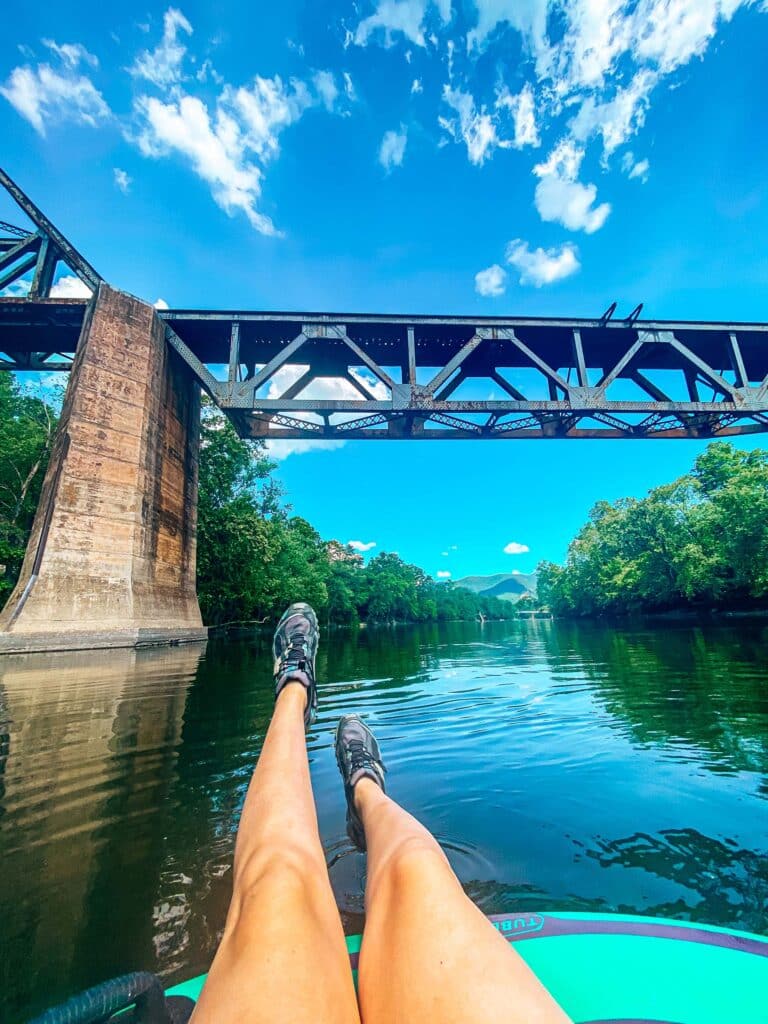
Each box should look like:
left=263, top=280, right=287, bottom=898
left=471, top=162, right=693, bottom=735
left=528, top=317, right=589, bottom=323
left=0, top=284, right=207, bottom=653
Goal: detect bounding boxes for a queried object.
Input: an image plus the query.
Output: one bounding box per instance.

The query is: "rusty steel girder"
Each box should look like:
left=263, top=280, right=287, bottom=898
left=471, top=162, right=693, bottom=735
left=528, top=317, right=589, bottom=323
left=2, top=169, right=768, bottom=441
left=159, top=313, right=768, bottom=440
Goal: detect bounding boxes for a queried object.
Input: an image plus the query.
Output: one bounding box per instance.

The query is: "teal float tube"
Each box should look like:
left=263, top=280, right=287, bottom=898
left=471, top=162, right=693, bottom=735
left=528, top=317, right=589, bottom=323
left=35, top=912, right=768, bottom=1024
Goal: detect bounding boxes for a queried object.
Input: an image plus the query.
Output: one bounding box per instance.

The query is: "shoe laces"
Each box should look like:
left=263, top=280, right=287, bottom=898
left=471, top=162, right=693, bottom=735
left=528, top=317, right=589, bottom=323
left=282, top=626, right=312, bottom=673
left=347, top=738, right=379, bottom=776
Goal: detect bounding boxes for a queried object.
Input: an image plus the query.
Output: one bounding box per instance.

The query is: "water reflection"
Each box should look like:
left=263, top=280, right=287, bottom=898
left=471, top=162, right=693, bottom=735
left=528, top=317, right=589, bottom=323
left=1, top=621, right=767, bottom=1023
left=0, top=644, right=204, bottom=1021
left=585, top=828, right=768, bottom=934
left=537, top=621, right=768, bottom=778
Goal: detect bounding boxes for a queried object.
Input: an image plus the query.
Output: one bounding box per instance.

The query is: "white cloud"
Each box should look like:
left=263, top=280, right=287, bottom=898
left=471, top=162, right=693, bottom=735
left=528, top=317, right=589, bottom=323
left=313, top=70, right=339, bottom=111
left=437, top=570, right=452, bottom=578
left=504, top=541, right=529, bottom=554
left=0, top=277, right=32, bottom=298
left=42, top=40, right=99, bottom=69
left=440, top=85, right=500, bottom=164
left=354, top=0, right=450, bottom=47
left=50, top=275, right=93, bottom=298
left=197, top=58, right=224, bottom=85
left=506, top=239, right=580, bottom=287
left=267, top=438, right=347, bottom=459
left=547, top=0, right=632, bottom=93
left=342, top=71, right=357, bottom=101
left=154, top=297, right=169, bottom=309
left=379, top=126, right=408, bottom=169
left=633, top=0, right=743, bottom=73
left=114, top=167, right=132, bottom=193
left=511, top=569, right=522, bottom=574
left=1, top=46, right=110, bottom=136
left=355, top=0, right=430, bottom=47
left=467, top=0, right=550, bottom=53
left=130, top=7, right=192, bottom=88
left=570, top=70, right=656, bottom=157
left=475, top=263, right=507, bottom=296
left=622, top=151, right=650, bottom=182
left=263, top=364, right=389, bottom=458
left=533, top=139, right=611, bottom=233
left=495, top=81, right=540, bottom=148
left=411, top=77, right=423, bottom=93
left=133, top=93, right=273, bottom=234
left=132, top=69, right=335, bottom=235
left=458, top=3, right=749, bottom=275
left=222, top=77, right=315, bottom=161
left=349, top=540, right=377, bottom=551
left=459, top=0, right=759, bottom=184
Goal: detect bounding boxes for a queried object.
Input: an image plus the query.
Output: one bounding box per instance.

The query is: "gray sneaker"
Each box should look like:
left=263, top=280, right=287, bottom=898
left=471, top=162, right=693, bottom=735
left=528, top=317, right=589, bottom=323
left=273, top=603, right=319, bottom=727
left=334, top=714, right=386, bottom=851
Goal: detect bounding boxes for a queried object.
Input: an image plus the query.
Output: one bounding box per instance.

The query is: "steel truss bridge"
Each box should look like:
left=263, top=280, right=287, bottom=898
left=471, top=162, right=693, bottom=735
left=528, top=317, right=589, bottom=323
left=2, top=168, right=768, bottom=440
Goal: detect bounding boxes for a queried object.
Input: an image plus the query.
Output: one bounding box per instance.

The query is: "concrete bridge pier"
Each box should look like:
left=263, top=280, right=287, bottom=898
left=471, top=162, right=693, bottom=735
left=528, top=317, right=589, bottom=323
left=0, top=284, right=207, bottom=653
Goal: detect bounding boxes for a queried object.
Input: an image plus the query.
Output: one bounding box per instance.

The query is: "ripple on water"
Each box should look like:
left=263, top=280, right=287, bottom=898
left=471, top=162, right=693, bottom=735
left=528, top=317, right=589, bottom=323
left=1, top=621, right=768, bottom=1022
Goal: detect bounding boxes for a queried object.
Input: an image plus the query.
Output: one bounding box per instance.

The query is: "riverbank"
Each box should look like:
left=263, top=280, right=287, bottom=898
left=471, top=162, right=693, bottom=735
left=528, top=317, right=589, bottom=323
left=209, top=613, right=516, bottom=637
left=548, top=606, right=768, bottom=625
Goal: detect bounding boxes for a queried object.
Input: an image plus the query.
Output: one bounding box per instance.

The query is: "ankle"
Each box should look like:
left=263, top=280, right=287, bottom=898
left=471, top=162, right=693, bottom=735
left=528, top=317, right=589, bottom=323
left=276, top=681, right=308, bottom=714
left=353, top=775, right=384, bottom=814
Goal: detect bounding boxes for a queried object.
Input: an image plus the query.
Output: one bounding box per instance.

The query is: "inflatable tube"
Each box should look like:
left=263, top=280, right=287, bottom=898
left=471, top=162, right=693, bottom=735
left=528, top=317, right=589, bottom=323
left=33, top=912, right=768, bottom=1023
left=166, top=912, right=768, bottom=1024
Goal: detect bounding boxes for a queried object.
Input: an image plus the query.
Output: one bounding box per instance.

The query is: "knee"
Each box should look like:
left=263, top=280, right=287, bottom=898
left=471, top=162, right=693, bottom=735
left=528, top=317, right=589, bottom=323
left=372, top=835, right=450, bottom=893
left=232, top=843, right=325, bottom=912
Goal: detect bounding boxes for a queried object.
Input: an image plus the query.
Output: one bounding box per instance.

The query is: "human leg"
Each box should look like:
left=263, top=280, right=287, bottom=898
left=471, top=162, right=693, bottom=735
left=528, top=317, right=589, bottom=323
left=335, top=715, right=571, bottom=1024
left=191, top=609, right=359, bottom=1024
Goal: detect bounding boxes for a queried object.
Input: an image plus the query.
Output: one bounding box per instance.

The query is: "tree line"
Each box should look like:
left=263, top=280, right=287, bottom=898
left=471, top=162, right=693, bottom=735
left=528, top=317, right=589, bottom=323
left=0, top=374, right=58, bottom=605
left=196, top=401, right=514, bottom=625
left=536, top=443, right=768, bottom=618
left=0, top=377, right=513, bottom=626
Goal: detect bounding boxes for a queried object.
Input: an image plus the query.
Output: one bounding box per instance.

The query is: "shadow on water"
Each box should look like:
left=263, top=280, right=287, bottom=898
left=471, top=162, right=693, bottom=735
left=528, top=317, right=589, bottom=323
left=0, top=619, right=767, bottom=1021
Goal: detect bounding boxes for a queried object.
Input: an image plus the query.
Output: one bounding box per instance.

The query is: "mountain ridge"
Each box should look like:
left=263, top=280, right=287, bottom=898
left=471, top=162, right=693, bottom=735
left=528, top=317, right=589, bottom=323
left=455, top=572, right=537, bottom=603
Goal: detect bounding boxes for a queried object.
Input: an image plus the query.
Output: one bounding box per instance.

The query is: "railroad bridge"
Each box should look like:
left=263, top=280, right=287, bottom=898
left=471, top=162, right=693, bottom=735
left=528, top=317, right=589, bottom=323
left=2, top=169, right=768, bottom=653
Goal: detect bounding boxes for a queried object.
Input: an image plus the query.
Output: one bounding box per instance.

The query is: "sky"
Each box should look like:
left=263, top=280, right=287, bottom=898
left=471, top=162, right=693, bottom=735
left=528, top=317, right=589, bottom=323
left=2, top=0, right=768, bottom=581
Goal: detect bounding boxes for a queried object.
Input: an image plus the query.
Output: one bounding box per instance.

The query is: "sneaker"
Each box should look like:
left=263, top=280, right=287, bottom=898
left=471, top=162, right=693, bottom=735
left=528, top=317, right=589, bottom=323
left=273, top=602, right=319, bottom=727
left=334, top=714, right=386, bottom=851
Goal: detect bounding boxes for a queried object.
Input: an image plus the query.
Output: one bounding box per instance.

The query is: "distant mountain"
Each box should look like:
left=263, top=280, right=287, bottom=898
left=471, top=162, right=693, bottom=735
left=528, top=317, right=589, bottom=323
left=455, top=572, right=537, bottom=603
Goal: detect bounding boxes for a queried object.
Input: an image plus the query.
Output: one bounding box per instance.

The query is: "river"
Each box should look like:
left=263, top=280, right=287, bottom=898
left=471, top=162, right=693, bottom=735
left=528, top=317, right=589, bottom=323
left=1, top=620, right=767, bottom=1021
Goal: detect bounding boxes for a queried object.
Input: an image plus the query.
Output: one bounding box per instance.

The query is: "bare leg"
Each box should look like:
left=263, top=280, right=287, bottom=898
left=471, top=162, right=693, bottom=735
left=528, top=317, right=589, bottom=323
left=356, top=779, right=572, bottom=1024
left=191, top=685, right=360, bottom=1024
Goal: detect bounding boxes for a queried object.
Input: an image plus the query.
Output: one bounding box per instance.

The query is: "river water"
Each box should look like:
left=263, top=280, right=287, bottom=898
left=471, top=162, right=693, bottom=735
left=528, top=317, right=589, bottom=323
left=1, top=620, right=767, bottom=1021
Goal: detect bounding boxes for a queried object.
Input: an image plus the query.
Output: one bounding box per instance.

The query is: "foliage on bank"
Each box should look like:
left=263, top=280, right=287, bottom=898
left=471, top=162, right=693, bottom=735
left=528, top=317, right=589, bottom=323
left=0, top=375, right=59, bottom=604
left=536, top=443, right=768, bottom=617
left=196, top=402, right=514, bottom=626
left=0, top=385, right=512, bottom=625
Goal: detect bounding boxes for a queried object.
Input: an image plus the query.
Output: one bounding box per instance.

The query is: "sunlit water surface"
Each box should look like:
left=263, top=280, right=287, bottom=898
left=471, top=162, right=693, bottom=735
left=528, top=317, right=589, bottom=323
left=1, top=620, right=767, bottom=1021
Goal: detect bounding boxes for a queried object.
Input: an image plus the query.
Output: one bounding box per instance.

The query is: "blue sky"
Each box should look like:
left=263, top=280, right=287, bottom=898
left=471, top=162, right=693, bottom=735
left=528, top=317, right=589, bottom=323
left=2, top=0, right=768, bottom=580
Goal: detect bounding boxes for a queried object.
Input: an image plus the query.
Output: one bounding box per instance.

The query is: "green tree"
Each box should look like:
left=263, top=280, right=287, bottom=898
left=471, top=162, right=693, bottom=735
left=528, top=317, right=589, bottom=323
left=0, top=375, right=60, bottom=603
left=196, top=401, right=282, bottom=624
left=536, top=441, right=768, bottom=618
left=0, top=382, right=526, bottom=628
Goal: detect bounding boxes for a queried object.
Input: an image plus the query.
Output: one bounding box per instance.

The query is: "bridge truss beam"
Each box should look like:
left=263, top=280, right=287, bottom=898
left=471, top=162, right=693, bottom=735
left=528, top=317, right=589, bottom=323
left=0, top=167, right=102, bottom=376
left=2, top=168, right=768, bottom=441
left=159, top=312, right=768, bottom=440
